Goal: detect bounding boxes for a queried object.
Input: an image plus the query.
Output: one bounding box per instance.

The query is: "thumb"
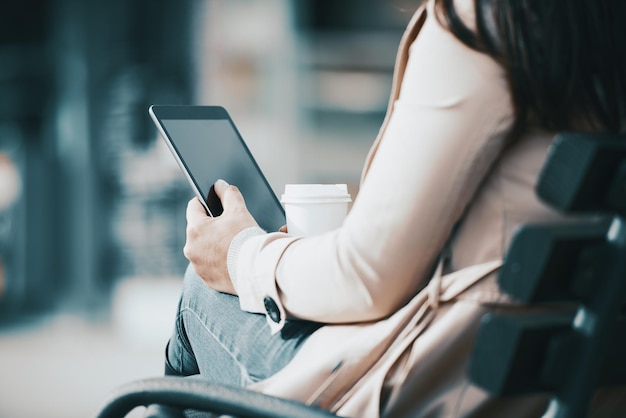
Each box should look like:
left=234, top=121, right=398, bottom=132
left=214, top=179, right=247, bottom=213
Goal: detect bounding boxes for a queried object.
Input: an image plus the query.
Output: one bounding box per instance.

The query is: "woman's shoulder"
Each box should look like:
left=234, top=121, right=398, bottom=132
left=426, top=0, right=477, bottom=32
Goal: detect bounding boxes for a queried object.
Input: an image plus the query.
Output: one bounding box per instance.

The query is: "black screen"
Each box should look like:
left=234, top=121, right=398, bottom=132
left=160, top=118, right=285, bottom=232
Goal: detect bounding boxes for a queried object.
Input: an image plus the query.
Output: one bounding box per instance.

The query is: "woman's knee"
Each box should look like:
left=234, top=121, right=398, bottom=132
left=183, top=264, right=202, bottom=287
left=181, top=264, right=208, bottom=305
left=180, top=264, right=239, bottom=322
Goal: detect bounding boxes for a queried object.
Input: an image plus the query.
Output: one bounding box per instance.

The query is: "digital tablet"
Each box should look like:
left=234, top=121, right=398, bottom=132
left=149, top=105, right=285, bottom=232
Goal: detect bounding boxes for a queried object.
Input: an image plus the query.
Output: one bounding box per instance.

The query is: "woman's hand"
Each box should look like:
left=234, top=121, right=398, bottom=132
left=184, top=179, right=259, bottom=294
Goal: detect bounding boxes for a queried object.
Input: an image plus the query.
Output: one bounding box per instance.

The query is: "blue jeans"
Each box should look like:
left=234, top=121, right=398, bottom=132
left=166, top=265, right=322, bottom=387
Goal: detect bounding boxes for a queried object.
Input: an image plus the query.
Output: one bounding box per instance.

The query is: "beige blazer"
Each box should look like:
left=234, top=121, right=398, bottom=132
left=236, top=0, right=626, bottom=416
left=232, top=0, right=551, bottom=335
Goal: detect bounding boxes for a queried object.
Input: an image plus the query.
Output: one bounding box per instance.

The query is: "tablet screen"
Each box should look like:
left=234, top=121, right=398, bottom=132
left=154, top=108, right=285, bottom=232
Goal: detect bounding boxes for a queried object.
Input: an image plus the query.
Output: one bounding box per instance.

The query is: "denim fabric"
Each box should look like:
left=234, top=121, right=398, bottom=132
left=166, top=264, right=322, bottom=387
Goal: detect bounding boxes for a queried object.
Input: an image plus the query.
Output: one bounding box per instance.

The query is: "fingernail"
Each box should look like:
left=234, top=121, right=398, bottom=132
left=216, top=179, right=229, bottom=187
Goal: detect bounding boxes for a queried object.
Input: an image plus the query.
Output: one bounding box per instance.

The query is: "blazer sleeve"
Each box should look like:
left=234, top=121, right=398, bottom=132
left=232, top=2, right=514, bottom=332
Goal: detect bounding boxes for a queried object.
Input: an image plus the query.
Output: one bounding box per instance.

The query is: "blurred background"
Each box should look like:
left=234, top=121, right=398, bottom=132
left=0, top=0, right=416, bottom=416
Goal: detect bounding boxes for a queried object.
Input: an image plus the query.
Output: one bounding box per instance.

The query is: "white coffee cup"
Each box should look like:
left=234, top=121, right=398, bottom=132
left=281, top=184, right=352, bottom=237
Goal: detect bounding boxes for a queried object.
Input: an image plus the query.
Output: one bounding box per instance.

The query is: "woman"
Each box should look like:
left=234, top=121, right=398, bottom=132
left=165, top=0, right=625, bottom=416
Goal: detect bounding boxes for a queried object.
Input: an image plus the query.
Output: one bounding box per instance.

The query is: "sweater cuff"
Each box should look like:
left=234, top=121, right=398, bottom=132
left=227, top=226, right=267, bottom=290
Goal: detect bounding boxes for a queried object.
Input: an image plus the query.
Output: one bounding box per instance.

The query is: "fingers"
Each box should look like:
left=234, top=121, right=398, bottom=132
left=213, top=178, right=230, bottom=198
left=214, top=179, right=247, bottom=212
left=186, top=197, right=208, bottom=223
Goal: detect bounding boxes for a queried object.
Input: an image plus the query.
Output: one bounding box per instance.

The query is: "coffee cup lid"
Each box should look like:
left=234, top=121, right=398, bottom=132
left=281, top=184, right=352, bottom=204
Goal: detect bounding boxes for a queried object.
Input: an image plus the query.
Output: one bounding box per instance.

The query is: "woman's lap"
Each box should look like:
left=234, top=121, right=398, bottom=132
left=166, top=265, right=321, bottom=387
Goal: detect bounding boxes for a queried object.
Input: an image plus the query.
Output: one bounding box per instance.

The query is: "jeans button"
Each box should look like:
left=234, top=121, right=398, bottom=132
left=263, top=296, right=281, bottom=323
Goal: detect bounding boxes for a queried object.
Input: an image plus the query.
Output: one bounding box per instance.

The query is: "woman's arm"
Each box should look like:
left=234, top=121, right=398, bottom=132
left=232, top=4, right=514, bottom=331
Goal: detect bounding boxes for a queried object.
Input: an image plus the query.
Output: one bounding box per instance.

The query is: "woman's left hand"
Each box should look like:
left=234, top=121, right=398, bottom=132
left=184, top=179, right=259, bottom=294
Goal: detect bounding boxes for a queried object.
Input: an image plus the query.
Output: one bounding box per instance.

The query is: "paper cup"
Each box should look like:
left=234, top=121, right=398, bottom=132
left=281, top=184, right=352, bottom=237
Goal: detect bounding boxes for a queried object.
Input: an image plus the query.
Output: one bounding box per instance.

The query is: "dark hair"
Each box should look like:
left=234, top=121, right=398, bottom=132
left=435, top=0, right=626, bottom=134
